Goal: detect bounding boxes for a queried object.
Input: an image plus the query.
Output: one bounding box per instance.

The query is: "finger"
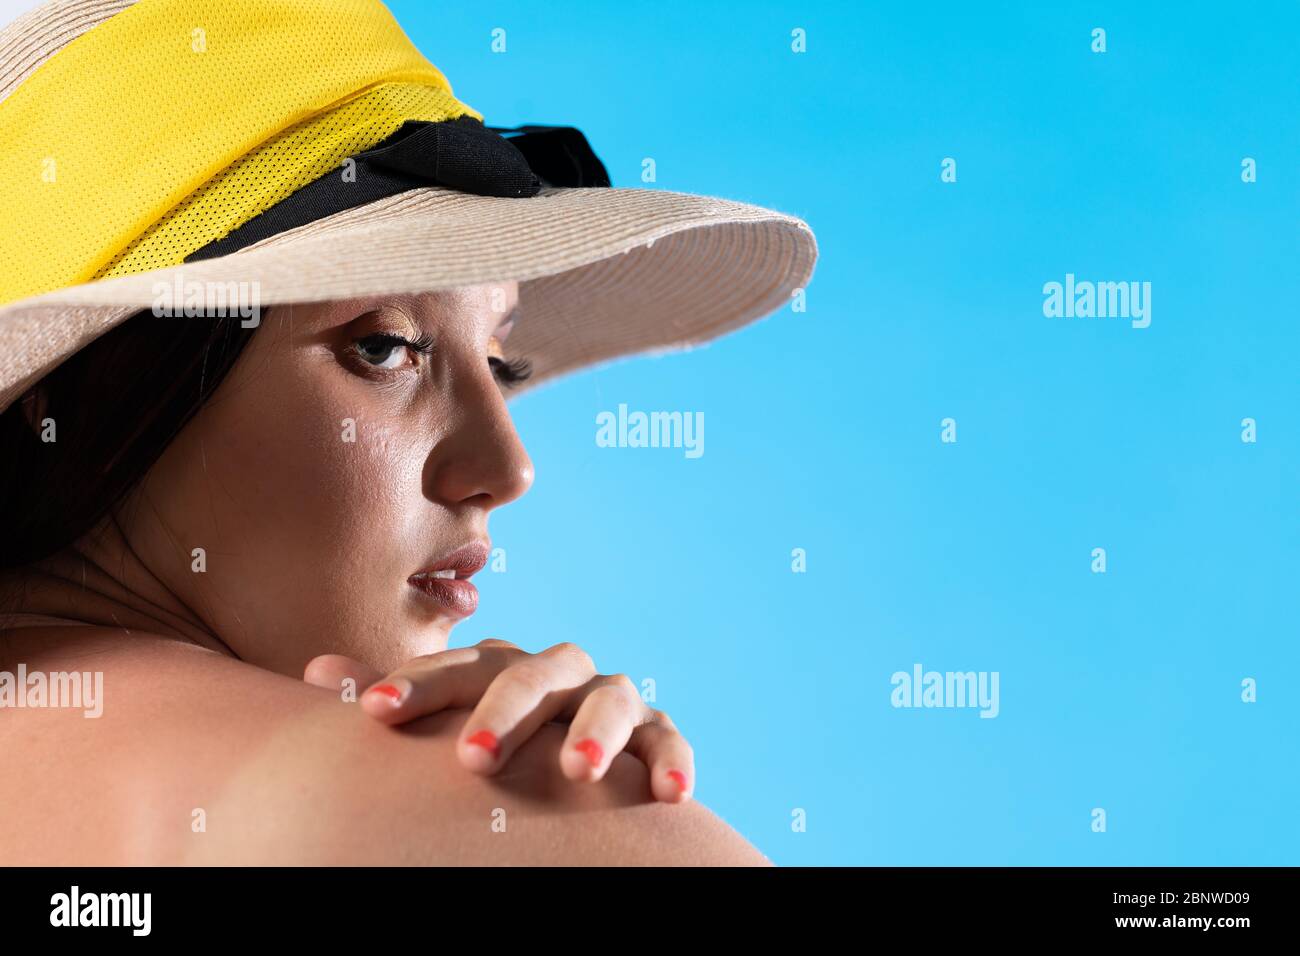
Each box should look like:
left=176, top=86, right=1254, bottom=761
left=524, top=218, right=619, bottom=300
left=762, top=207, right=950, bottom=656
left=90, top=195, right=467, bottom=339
left=358, top=642, right=522, bottom=723
left=457, top=642, right=597, bottom=774
left=624, top=710, right=695, bottom=804
left=304, top=654, right=384, bottom=695
left=557, top=674, right=643, bottom=782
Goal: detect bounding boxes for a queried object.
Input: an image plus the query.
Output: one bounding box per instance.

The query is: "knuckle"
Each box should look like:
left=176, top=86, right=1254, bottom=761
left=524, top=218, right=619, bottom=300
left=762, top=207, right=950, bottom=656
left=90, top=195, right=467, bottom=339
left=651, top=708, right=678, bottom=731
left=605, top=672, right=639, bottom=696
left=594, top=676, right=639, bottom=717
left=599, top=674, right=643, bottom=713
left=545, top=641, right=594, bottom=672
left=476, top=637, right=518, bottom=651
left=497, top=663, right=551, bottom=699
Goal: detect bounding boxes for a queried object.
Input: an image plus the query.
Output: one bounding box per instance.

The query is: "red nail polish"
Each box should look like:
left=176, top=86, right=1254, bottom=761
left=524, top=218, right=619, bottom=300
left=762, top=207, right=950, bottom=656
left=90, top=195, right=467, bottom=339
left=466, top=729, right=500, bottom=759
left=574, top=738, right=603, bottom=768
left=667, top=769, right=688, bottom=793
left=369, top=683, right=403, bottom=703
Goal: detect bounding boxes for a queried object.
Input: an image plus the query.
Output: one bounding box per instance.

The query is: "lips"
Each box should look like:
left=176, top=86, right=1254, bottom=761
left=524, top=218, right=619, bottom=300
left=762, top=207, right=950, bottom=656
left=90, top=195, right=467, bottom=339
left=408, top=540, right=489, bottom=618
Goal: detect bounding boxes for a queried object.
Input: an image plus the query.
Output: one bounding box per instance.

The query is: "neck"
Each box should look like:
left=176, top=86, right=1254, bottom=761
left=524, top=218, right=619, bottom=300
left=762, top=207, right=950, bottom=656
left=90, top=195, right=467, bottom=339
left=0, top=513, right=235, bottom=658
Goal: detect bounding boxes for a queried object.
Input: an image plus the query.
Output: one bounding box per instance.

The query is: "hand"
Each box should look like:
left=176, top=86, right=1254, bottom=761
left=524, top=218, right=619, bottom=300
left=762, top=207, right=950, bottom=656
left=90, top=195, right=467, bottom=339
left=303, top=639, right=694, bottom=803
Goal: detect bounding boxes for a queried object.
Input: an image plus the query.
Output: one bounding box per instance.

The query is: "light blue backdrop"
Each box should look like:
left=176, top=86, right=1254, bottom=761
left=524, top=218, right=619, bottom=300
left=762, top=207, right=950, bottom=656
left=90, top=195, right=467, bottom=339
left=389, top=0, right=1298, bottom=865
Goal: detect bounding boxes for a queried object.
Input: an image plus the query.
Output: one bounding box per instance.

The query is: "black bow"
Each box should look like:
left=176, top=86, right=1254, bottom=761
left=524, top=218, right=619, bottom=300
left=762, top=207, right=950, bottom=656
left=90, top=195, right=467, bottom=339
left=483, top=123, right=612, bottom=191
left=188, top=116, right=611, bottom=262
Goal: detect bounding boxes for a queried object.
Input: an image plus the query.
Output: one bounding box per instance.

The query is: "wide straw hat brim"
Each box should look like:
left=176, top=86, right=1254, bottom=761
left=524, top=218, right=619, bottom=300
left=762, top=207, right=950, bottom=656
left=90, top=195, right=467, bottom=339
left=0, top=0, right=817, bottom=414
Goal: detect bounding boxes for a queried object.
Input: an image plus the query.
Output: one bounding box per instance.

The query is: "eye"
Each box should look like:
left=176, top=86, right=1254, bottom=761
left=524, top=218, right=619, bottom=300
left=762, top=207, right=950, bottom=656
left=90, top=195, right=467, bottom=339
left=490, top=355, right=533, bottom=389
left=351, top=332, right=434, bottom=370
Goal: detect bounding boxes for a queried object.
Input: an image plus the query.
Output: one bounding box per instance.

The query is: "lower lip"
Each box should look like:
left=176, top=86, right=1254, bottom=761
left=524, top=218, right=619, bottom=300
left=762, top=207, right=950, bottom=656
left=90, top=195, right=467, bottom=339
left=408, top=576, right=479, bottom=617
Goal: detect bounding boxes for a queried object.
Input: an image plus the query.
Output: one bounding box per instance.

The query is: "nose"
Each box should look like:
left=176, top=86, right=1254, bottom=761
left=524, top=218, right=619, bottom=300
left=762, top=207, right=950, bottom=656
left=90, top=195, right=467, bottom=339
left=425, top=370, right=535, bottom=510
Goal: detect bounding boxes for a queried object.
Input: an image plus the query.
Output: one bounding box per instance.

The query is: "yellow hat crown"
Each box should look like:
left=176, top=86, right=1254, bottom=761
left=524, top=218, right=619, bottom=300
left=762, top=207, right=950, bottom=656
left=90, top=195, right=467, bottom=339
left=0, top=0, right=481, bottom=306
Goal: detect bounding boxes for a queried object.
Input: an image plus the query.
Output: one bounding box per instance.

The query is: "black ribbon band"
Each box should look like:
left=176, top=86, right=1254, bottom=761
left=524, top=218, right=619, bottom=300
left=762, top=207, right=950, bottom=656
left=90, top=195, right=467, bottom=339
left=187, top=116, right=610, bottom=262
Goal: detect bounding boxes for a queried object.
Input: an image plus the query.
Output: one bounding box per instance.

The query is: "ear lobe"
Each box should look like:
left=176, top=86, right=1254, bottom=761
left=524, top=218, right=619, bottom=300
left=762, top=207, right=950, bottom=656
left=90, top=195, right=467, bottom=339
left=19, top=385, right=48, bottom=436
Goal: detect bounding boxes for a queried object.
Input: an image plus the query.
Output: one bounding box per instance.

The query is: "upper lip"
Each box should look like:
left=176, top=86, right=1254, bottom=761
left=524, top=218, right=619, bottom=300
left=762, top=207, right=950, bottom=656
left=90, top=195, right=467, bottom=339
left=410, top=540, right=490, bottom=580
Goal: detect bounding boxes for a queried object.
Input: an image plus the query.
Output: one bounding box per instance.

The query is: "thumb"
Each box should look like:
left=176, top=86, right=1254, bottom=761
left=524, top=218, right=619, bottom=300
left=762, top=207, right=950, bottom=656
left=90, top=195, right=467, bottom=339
left=303, top=653, right=385, bottom=694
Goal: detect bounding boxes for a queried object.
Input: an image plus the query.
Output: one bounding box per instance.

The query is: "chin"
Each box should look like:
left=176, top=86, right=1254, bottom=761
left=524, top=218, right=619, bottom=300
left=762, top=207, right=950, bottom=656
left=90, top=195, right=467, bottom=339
left=382, top=624, right=453, bottom=666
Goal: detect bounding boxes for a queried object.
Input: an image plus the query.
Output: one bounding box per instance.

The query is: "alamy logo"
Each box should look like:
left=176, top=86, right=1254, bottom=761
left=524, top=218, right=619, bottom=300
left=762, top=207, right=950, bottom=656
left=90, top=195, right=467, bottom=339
left=890, top=663, right=1000, bottom=718
left=152, top=278, right=261, bottom=327
left=0, top=664, right=103, bottom=717
left=50, top=886, right=151, bottom=936
left=1042, top=273, right=1151, bottom=329
left=595, top=403, right=704, bottom=459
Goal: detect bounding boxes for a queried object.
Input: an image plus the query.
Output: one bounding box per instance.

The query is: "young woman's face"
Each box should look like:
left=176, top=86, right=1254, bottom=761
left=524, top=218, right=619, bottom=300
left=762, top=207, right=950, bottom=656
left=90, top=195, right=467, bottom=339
left=117, top=285, right=534, bottom=676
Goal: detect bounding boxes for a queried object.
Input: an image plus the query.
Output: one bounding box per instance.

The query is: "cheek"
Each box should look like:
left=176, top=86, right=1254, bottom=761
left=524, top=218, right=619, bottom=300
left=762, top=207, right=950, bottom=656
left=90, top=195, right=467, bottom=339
left=152, top=358, right=432, bottom=587
left=240, top=382, right=425, bottom=554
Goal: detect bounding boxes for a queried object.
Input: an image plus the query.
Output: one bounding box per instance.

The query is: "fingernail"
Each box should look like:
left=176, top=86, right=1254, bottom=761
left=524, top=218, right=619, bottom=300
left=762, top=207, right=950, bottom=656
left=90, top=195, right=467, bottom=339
left=666, top=769, right=688, bottom=794
left=367, top=681, right=407, bottom=706
left=574, top=738, right=603, bottom=768
left=466, top=729, right=500, bottom=759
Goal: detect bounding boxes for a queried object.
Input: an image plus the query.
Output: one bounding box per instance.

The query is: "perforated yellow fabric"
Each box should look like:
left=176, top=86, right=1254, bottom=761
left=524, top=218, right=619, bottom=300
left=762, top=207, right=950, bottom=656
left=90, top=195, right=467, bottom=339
left=96, top=82, right=476, bottom=280
left=0, top=0, right=482, bottom=305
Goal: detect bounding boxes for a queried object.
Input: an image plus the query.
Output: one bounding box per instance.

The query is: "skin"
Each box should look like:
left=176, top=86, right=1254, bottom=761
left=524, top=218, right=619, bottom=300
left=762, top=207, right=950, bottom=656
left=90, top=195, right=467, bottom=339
left=0, top=626, right=765, bottom=865
left=0, top=285, right=763, bottom=865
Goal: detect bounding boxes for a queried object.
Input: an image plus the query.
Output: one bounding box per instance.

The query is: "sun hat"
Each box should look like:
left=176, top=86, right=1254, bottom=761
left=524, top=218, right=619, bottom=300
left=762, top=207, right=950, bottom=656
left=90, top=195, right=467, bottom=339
left=0, top=0, right=817, bottom=417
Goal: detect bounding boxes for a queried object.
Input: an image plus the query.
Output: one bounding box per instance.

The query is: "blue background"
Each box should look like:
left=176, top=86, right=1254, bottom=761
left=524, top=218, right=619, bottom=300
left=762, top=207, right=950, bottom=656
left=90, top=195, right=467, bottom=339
left=389, top=0, right=1298, bottom=865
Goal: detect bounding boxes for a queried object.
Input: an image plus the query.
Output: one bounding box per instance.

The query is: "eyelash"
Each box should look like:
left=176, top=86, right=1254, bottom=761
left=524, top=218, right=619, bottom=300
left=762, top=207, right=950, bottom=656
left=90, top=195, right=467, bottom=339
left=489, top=355, right=533, bottom=389
left=350, top=333, right=534, bottom=388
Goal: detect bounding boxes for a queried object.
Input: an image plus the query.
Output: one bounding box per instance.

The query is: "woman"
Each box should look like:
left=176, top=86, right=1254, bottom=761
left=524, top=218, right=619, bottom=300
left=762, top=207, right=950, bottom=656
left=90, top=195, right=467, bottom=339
left=0, top=0, right=815, bottom=865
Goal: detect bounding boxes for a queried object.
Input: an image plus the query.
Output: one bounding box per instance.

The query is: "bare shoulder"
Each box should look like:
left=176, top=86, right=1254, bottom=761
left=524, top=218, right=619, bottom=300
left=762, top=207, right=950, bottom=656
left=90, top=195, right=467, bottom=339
left=0, top=628, right=771, bottom=866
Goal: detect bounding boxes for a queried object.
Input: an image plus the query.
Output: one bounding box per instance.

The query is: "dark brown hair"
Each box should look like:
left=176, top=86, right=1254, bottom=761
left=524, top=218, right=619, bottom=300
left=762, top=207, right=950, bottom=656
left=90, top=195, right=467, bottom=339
left=0, top=310, right=261, bottom=569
